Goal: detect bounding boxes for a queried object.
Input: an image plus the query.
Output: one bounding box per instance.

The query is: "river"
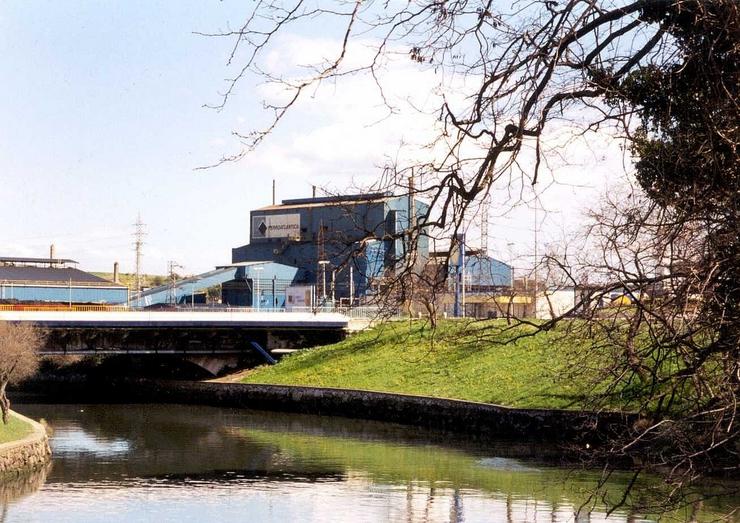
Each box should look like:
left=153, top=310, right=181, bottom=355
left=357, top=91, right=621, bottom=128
left=4, top=403, right=737, bottom=522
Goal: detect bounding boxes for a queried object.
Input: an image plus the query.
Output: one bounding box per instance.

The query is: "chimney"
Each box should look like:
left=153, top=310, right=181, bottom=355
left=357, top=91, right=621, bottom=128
left=113, top=262, right=120, bottom=284
left=272, top=179, right=276, bottom=205
left=49, top=244, right=56, bottom=267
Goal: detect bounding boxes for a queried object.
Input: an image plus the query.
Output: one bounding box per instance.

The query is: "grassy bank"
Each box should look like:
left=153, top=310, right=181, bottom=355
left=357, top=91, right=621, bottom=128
left=242, top=320, right=613, bottom=410
left=0, top=413, right=34, bottom=445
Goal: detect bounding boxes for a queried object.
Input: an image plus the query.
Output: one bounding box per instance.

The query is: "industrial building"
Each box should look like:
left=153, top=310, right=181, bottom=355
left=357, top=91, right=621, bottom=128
left=428, top=248, right=516, bottom=318
left=0, top=256, right=128, bottom=305
left=130, top=192, right=430, bottom=309
left=130, top=261, right=302, bottom=308
left=232, top=192, right=430, bottom=305
left=130, top=190, right=517, bottom=313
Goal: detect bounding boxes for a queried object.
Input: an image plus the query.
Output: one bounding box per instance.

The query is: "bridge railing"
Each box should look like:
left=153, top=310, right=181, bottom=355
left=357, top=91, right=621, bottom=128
left=0, top=303, right=399, bottom=318
left=180, top=305, right=396, bottom=318
left=0, top=304, right=131, bottom=312
left=284, top=306, right=401, bottom=319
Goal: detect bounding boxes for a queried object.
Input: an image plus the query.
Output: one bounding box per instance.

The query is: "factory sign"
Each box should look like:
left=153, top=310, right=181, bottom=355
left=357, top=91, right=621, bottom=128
left=252, top=214, right=301, bottom=240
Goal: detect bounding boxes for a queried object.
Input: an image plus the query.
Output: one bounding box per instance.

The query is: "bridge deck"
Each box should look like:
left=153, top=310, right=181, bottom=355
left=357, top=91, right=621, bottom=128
left=0, top=310, right=350, bottom=329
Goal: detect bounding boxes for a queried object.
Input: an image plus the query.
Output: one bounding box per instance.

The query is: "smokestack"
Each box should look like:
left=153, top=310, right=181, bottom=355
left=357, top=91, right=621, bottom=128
left=113, top=262, right=120, bottom=284
left=49, top=244, right=56, bottom=267
left=312, top=185, right=316, bottom=198
left=272, top=179, right=276, bottom=205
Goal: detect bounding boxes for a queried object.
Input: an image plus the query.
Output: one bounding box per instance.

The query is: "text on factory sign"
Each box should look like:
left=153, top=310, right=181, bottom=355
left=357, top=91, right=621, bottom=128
left=252, top=214, right=301, bottom=240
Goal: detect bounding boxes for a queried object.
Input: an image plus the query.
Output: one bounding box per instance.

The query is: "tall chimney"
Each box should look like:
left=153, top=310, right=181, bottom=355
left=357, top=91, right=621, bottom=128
left=113, top=262, right=120, bottom=284
left=49, top=244, right=56, bottom=267
left=272, top=179, right=276, bottom=205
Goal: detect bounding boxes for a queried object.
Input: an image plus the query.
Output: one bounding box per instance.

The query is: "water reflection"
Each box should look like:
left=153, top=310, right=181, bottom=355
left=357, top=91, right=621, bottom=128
left=6, top=403, right=736, bottom=523
left=0, top=464, right=50, bottom=522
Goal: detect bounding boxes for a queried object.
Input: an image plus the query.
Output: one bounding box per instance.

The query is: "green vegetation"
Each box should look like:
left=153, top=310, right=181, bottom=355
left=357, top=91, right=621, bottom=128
left=91, top=272, right=168, bottom=288
left=0, top=413, right=34, bottom=445
left=243, top=320, right=613, bottom=410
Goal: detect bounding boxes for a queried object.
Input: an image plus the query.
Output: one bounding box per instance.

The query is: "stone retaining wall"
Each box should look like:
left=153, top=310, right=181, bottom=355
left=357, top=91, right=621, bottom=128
left=0, top=412, right=51, bottom=476
left=20, top=377, right=636, bottom=444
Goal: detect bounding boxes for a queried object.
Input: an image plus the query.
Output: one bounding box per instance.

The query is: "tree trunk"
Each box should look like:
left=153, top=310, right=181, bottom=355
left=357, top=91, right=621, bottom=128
left=0, top=381, right=9, bottom=425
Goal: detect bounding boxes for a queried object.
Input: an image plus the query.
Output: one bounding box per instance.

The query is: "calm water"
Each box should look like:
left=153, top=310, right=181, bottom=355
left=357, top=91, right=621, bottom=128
left=3, top=403, right=736, bottom=523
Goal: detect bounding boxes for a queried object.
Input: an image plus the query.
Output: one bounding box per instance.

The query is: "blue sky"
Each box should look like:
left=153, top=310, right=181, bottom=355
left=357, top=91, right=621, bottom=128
left=1, top=1, right=296, bottom=274
left=0, top=2, right=625, bottom=276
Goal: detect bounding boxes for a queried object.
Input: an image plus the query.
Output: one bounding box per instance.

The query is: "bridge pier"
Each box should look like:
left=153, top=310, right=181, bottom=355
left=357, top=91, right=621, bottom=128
left=184, top=355, right=240, bottom=376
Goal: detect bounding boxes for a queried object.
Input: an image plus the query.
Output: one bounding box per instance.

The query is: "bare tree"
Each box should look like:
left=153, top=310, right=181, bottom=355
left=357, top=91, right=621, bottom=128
left=201, top=0, right=739, bottom=502
left=535, top=184, right=739, bottom=495
left=0, top=322, right=42, bottom=424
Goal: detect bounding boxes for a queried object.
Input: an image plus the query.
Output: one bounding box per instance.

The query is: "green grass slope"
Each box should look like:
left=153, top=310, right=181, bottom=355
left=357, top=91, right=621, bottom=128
left=243, top=320, right=607, bottom=410
left=0, top=413, right=34, bottom=445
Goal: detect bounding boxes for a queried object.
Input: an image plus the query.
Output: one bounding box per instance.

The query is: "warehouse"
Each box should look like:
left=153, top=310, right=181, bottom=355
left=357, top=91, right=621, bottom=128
left=0, top=256, right=128, bottom=305
left=232, top=192, right=430, bottom=305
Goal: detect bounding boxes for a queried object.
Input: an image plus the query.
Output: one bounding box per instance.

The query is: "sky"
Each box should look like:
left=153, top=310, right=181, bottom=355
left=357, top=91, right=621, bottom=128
left=0, top=1, right=628, bottom=277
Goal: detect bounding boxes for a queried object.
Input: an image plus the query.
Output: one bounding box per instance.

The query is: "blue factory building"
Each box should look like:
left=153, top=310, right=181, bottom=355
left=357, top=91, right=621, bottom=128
left=0, top=257, right=128, bottom=305
left=131, top=262, right=302, bottom=308
left=465, top=252, right=513, bottom=289
left=232, top=192, right=430, bottom=304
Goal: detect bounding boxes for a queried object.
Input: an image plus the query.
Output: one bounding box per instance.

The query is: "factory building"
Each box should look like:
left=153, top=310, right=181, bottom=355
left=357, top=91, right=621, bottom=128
left=0, top=256, right=128, bottom=305
left=232, top=192, right=430, bottom=305
left=130, top=261, right=302, bottom=308
left=428, top=248, right=515, bottom=318
left=128, top=190, right=517, bottom=313
left=457, top=251, right=513, bottom=290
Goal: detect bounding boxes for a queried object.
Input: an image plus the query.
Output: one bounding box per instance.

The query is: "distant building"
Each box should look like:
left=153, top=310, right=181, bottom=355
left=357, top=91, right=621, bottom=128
left=130, top=261, right=301, bottom=308
left=427, top=249, right=515, bottom=318
left=0, top=257, right=128, bottom=305
left=232, top=192, right=430, bottom=304
left=429, top=249, right=513, bottom=289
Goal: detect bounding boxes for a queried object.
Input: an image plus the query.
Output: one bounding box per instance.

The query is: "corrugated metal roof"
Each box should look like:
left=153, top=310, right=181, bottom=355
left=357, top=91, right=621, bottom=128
left=254, top=193, right=393, bottom=211
left=0, top=256, right=78, bottom=264
left=0, top=266, right=123, bottom=286
left=214, top=261, right=272, bottom=269
left=281, top=193, right=391, bottom=205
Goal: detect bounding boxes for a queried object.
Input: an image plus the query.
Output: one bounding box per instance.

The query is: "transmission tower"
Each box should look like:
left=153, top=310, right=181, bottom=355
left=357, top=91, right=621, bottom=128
left=480, top=194, right=491, bottom=255
left=132, top=214, right=147, bottom=298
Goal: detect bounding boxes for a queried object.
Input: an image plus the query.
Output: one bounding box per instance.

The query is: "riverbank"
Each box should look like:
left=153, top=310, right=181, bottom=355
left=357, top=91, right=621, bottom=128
left=237, top=319, right=616, bottom=410
left=16, top=377, right=634, bottom=449
left=0, top=411, right=51, bottom=476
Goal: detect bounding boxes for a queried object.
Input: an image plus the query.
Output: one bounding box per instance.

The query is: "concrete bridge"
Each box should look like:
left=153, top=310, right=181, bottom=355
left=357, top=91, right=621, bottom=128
left=0, top=309, right=351, bottom=373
